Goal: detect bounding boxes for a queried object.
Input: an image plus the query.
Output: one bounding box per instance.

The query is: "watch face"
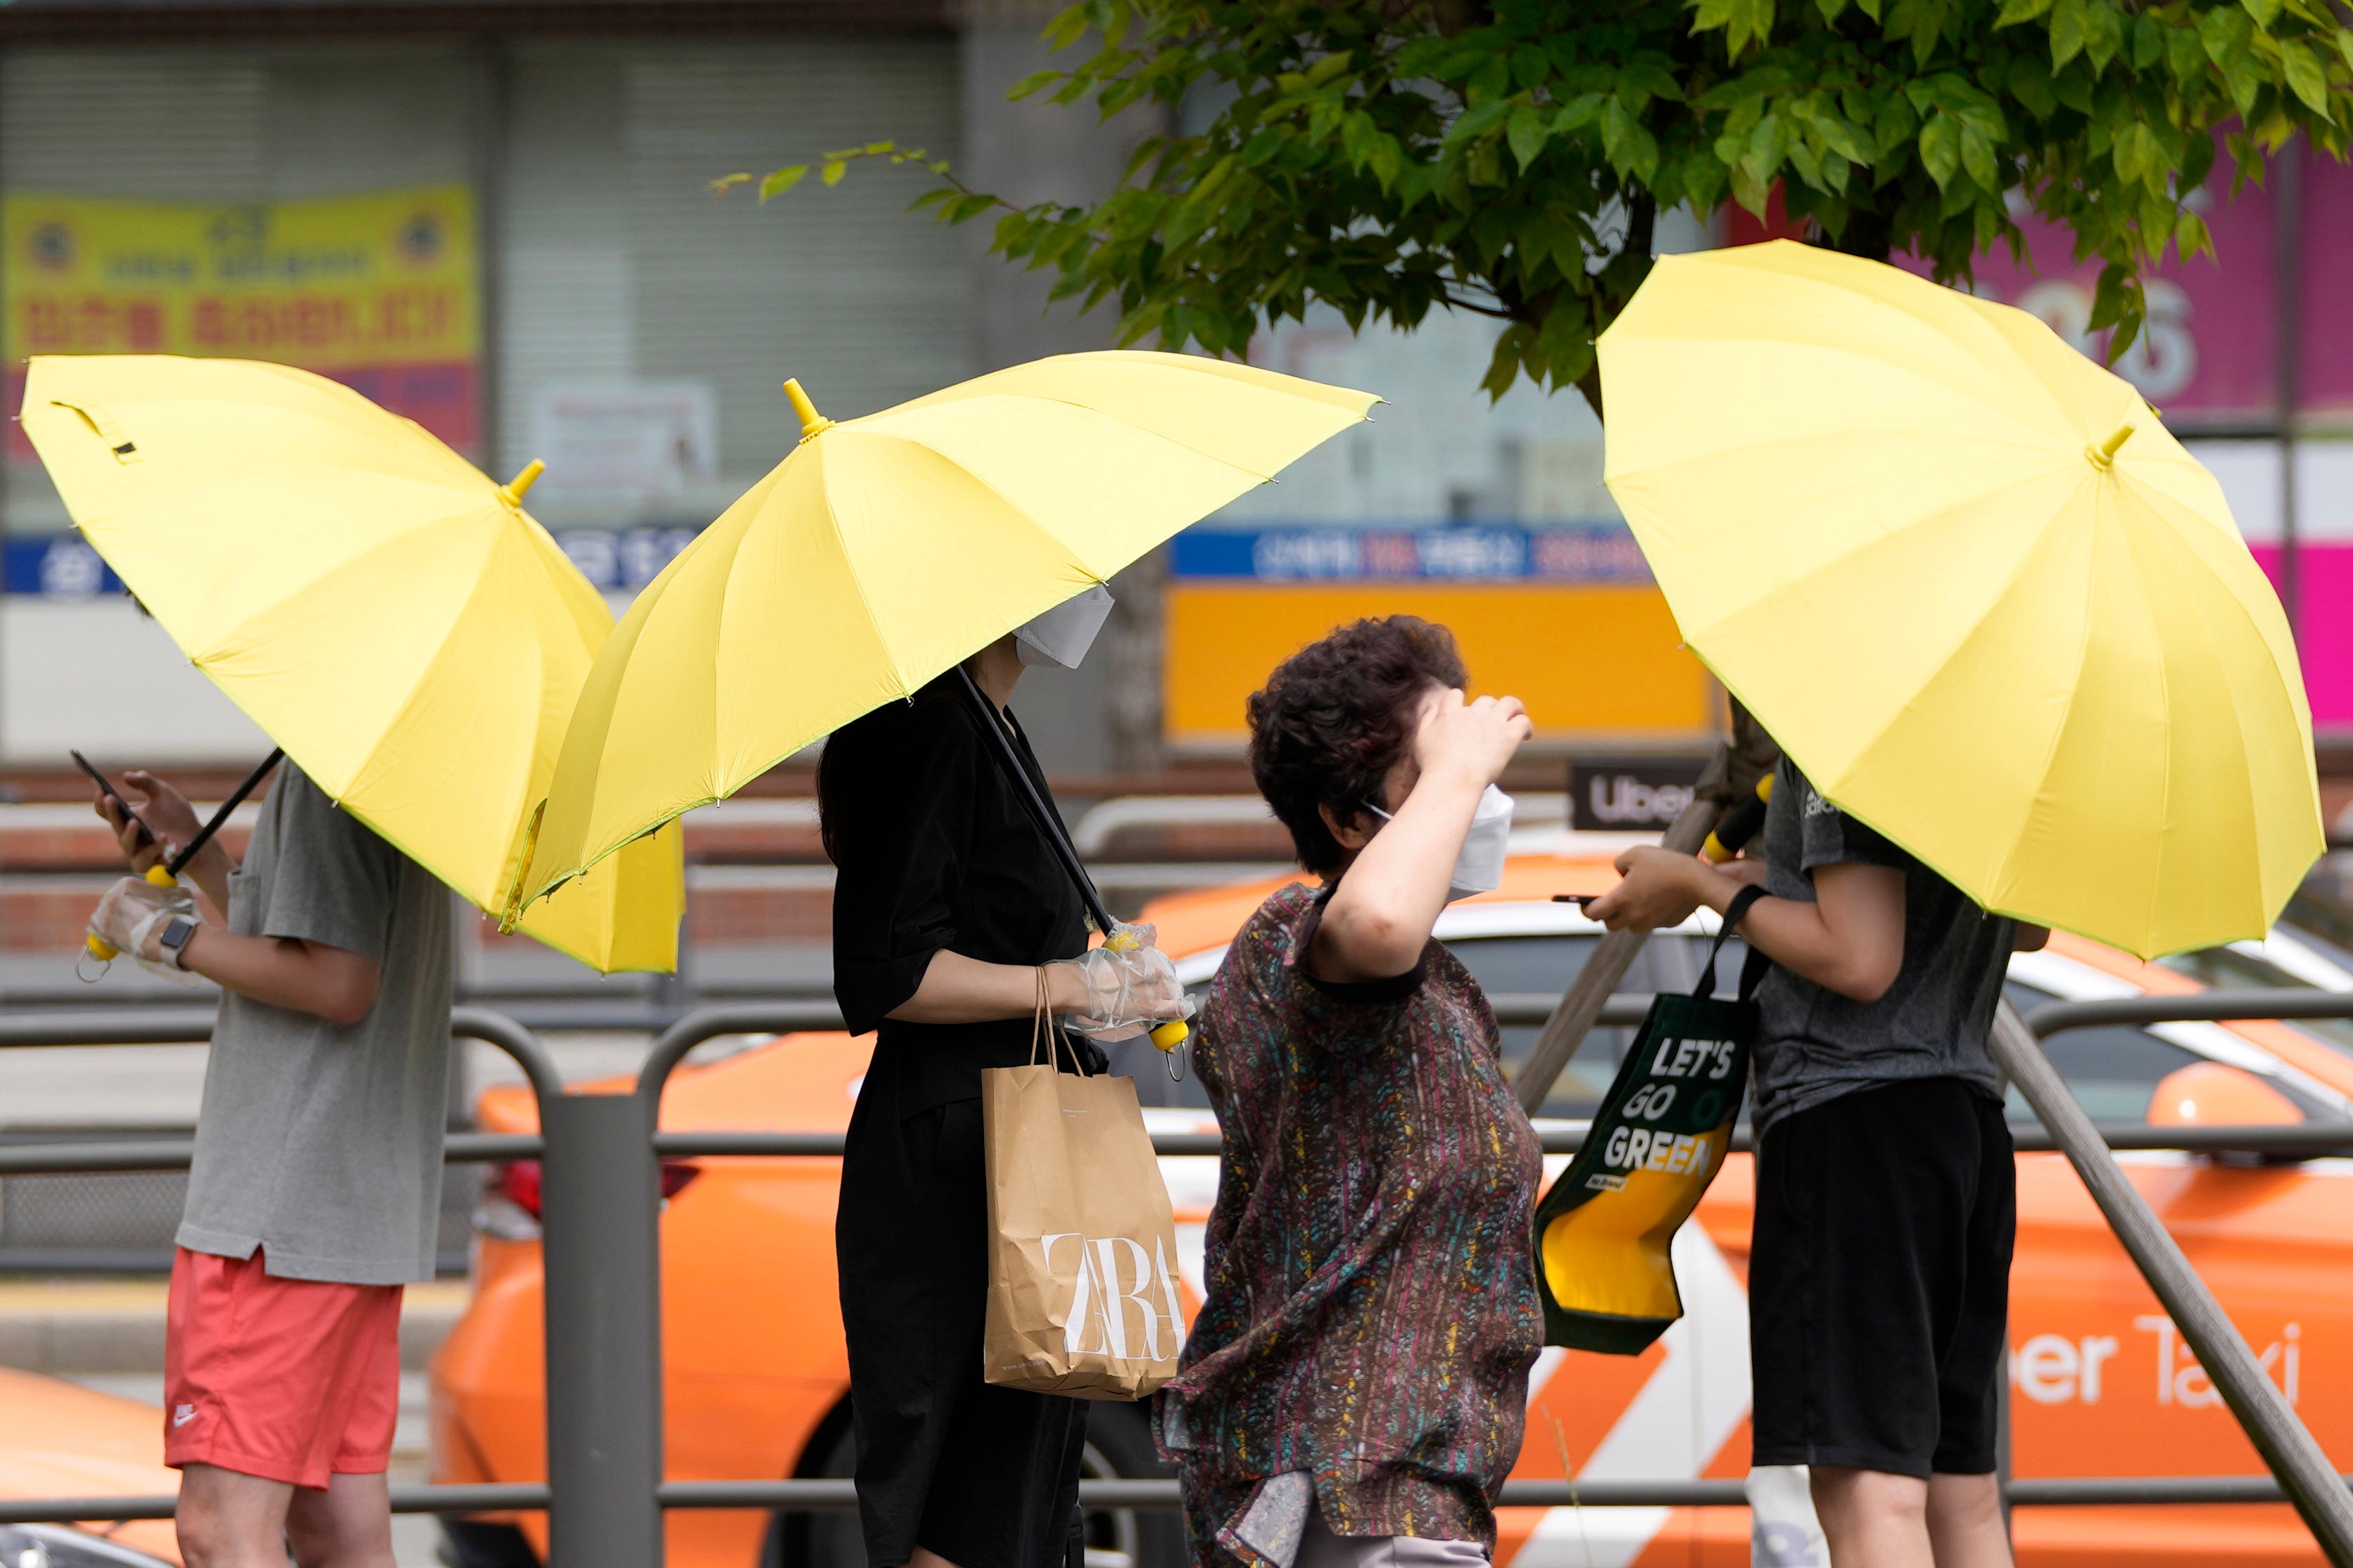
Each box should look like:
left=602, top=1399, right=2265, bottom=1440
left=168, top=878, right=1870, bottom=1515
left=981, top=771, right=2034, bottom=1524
left=161, top=917, right=194, bottom=951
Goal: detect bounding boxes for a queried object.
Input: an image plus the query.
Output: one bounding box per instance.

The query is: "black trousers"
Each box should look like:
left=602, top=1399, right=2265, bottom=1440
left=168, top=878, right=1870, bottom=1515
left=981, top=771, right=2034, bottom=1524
left=837, top=1092, right=1088, bottom=1568
left=1750, top=1077, right=2016, bottom=1479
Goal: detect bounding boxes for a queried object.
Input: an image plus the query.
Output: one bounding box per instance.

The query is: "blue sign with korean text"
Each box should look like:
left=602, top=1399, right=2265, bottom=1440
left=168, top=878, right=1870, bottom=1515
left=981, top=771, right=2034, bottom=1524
left=1173, top=524, right=1652, bottom=584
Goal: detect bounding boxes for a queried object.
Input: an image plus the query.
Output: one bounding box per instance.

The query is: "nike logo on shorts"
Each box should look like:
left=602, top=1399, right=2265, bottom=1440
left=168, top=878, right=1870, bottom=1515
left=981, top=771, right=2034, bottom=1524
left=172, top=1404, right=197, bottom=1427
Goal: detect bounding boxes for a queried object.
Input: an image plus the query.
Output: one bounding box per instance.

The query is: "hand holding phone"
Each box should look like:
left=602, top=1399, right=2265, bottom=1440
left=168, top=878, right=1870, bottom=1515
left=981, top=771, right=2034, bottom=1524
left=72, top=751, right=156, bottom=854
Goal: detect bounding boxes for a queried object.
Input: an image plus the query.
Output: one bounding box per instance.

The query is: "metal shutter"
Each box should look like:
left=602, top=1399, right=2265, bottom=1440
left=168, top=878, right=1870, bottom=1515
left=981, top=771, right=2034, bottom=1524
left=499, top=35, right=966, bottom=522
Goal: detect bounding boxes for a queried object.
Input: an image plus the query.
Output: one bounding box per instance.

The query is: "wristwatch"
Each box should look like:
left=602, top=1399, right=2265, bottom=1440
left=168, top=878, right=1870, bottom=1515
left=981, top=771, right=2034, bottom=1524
left=157, top=916, right=198, bottom=969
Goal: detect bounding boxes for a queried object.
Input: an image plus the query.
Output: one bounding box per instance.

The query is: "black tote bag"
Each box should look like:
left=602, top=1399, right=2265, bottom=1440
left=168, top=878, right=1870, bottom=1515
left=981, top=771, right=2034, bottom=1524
left=1534, top=885, right=1767, bottom=1354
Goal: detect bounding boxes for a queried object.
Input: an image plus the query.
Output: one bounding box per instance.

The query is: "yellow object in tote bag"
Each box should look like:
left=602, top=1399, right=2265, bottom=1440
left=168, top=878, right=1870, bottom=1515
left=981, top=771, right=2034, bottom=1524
left=981, top=977, right=1187, bottom=1400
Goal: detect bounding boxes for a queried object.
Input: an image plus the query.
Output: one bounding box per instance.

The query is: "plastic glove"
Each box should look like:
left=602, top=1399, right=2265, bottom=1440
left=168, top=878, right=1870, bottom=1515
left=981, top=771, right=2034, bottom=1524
left=89, top=875, right=204, bottom=987
left=1050, top=923, right=1192, bottom=1042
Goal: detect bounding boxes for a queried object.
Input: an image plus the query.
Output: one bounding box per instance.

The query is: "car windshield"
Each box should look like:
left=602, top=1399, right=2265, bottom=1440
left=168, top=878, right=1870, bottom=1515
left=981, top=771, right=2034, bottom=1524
left=2003, top=980, right=2206, bottom=1124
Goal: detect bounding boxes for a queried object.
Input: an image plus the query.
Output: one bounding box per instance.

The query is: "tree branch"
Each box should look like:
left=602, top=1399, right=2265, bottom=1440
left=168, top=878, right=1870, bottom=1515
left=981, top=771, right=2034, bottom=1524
left=1437, top=292, right=1518, bottom=320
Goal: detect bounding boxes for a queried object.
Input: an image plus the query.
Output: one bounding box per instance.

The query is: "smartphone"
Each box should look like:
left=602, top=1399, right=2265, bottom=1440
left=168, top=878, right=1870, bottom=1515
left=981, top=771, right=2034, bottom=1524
left=70, top=750, right=156, bottom=850
left=1552, top=893, right=1601, bottom=909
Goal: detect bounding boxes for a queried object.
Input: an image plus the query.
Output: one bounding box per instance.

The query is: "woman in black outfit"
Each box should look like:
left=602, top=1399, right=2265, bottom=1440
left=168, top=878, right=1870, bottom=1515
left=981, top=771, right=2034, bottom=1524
left=821, top=620, right=1179, bottom=1568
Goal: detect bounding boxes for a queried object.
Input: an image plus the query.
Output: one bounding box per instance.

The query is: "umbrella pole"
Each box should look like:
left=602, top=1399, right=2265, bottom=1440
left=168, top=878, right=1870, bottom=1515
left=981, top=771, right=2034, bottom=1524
left=1515, top=702, right=1779, bottom=1115
left=168, top=747, right=284, bottom=878
left=1513, top=794, right=1721, bottom=1115
left=952, top=667, right=1120, bottom=937
left=1991, top=999, right=2353, bottom=1564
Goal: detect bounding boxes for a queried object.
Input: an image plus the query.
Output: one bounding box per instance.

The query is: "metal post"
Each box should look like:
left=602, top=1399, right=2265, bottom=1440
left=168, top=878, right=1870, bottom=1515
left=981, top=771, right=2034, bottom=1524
left=541, top=1089, right=665, bottom=1567
left=1992, top=1000, right=2353, bottom=1564
left=2274, top=138, right=2303, bottom=638
left=1995, top=1355, right=2013, bottom=1542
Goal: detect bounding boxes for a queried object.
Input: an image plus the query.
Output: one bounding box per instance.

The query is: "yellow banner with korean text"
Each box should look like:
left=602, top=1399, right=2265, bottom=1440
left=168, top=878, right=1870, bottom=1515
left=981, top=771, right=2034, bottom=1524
left=5, top=186, right=479, bottom=456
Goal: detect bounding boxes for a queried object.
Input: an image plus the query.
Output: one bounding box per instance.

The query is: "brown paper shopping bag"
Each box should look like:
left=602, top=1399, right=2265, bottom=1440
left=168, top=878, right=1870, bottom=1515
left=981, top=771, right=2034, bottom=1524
left=981, top=979, right=1186, bottom=1400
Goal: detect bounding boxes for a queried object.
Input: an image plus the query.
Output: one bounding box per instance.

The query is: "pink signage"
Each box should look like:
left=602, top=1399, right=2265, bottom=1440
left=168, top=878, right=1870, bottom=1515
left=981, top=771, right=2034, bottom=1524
left=1951, top=142, right=2353, bottom=421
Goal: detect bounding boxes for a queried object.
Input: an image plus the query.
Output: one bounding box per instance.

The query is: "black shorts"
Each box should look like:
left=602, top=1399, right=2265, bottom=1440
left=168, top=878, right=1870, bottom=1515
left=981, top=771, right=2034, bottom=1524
left=1750, top=1076, right=2016, bottom=1479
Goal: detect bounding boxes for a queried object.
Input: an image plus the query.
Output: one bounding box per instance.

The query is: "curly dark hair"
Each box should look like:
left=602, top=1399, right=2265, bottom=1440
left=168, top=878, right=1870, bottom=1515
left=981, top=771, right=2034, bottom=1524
left=1246, top=617, right=1469, bottom=874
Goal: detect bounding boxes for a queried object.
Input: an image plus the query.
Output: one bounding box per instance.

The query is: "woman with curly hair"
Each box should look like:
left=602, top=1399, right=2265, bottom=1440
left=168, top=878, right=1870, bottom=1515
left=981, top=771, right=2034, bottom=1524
left=1155, top=616, right=1543, bottom=1568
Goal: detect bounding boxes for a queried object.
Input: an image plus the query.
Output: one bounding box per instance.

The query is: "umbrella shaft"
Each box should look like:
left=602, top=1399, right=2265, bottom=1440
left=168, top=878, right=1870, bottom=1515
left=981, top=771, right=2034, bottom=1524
left=951, top=668, right=1116, bottom=937
left=170, top=747, right=284, bottom=877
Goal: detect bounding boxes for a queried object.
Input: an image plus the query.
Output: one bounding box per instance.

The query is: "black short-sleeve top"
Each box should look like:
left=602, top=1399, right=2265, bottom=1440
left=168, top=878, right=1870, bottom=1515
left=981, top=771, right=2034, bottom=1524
left=825, top=675, right=1088, bottom=1116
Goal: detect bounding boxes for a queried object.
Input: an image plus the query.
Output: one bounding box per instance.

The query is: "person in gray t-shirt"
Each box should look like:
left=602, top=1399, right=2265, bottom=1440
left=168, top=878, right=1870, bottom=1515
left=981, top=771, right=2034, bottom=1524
left=1748, top=757, right=2017, bottom=1139
left=90, top=759, right=449, bottom=1568
left=1586, top=753, right=2045, bottom=1568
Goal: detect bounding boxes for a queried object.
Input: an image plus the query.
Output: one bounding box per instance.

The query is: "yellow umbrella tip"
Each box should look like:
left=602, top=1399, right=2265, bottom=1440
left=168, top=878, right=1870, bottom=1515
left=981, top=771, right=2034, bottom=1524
left=2085, top=424, right=2134, bottom=472
left=497, top=458, right=547, bottom=507
left=783, top=379, right=835, bottom=443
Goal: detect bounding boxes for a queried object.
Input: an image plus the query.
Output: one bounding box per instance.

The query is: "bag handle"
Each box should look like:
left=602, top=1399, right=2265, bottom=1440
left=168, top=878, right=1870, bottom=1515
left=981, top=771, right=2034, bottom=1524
left=1691, top=884, right=1770, bottom=1002
left=1030, top=966, right=1086, bottom=1074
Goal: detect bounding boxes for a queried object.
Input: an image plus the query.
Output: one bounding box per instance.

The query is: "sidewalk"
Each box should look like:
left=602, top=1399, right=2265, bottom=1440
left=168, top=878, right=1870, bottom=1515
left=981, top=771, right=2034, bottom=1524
left=0, top=1277, right=472, bottom=1374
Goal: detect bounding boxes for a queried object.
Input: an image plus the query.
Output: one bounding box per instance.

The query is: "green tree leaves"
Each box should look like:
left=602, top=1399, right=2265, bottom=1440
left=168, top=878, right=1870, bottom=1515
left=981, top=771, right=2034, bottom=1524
left=732, top=0, right=2353, bottom=407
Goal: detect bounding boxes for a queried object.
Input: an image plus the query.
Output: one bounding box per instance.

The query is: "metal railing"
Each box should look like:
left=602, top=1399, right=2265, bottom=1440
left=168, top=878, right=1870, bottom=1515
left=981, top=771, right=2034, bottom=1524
left=0, top=992, right=2347, bottom=1556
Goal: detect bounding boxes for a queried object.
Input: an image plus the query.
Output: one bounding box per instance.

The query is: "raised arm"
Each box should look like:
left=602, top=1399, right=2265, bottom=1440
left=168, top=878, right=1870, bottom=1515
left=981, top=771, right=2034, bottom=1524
left=1310, top=688, right=1531, bottom=984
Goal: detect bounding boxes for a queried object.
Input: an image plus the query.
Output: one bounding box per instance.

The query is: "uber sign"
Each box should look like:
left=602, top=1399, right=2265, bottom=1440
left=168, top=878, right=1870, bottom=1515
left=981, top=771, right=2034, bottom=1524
left=1570, top=754, right=1708, bottom=831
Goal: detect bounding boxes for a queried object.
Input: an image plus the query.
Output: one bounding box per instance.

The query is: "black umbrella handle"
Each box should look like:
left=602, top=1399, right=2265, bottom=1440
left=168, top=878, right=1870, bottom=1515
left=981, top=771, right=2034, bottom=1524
left=170, top=747, right=283, bottom=877
left=952, top=667, right=1116, bottom=937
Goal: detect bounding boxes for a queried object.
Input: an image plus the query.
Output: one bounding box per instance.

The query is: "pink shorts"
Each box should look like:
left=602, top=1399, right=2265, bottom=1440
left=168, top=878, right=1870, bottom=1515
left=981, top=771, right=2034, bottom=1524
left=163, top=1246, right=403, bottom=1490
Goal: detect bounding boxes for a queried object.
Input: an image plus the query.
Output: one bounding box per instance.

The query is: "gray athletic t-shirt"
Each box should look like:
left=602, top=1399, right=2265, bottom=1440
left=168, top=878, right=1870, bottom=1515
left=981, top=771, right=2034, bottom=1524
left=177, top=764, right=453, bottom=1284
left=1750, top=758, right=2014, bottom=1139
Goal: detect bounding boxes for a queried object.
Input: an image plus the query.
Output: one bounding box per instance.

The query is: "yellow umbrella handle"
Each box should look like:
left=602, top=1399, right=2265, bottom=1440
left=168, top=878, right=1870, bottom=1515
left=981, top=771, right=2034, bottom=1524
left=85, top=863, right=178, bottom=961
left=1104, top=925, right=1192, bottom=1054
left=1702, top=773, right=1776, bottom=864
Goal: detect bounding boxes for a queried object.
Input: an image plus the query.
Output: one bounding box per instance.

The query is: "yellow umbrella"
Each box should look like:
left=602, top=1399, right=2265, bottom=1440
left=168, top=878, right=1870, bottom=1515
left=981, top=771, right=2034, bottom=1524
left=21, top=354, right=682, bottom=973
left=520, top=350, right=1375, bottom=905
left=1598, top=240, right=2321, bottom=957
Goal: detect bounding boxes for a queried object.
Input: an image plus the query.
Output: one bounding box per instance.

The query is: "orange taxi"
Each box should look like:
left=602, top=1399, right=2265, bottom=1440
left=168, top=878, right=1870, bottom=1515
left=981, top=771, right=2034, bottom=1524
left=0, top=1367, right=190, bottom=1565
left=431, top=847, right=2353, bottom=1568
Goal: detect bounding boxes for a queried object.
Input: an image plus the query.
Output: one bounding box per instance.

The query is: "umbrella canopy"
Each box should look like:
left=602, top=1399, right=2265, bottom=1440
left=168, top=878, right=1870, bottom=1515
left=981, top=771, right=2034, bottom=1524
left=521, top=350, right=1376, bottom=906
left=1599, top=240, right=2321, bottom=958
left=22, top=355, right=682, bottom=973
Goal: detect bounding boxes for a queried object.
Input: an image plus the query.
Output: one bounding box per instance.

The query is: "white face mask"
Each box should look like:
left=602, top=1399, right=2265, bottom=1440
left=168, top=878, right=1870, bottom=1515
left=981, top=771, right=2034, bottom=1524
left=1367, top=783, right=1515, bottom=903
left=1013, top=583, right=1115, bottom=669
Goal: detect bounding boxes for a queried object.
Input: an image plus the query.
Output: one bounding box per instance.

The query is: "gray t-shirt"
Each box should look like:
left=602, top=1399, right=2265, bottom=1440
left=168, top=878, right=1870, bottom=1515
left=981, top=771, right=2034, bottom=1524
left=178, top=764, right=453, bottom=1284
left=1750, top=758, right=2014, bottom=1139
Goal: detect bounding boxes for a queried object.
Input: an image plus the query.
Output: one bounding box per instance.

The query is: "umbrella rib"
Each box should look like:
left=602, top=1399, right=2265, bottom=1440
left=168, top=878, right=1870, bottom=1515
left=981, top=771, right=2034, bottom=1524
left=99, top=471, right=493, bottom=632
left=831, top=429, right=1130, bottom=601
left=1672, top=465, right=2061, bottom=648
left=1610, top=423, right=2067, bottom=504
left=857, top=398, right=1285, bottom=491
left=793, top=448, right=924, bottom=719
left=2127, top=482, right=2287, bottom=942
left=1717, top=476, right=2090, bottom=918
left=342, top=545, right=551, bottom=914
left=2120, top=478, right=2315, bottom=937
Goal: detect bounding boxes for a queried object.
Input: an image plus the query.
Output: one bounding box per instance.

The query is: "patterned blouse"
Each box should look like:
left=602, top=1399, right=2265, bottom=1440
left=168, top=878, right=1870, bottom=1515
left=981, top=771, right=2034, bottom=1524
left=1156, top=880, right=1544, bottom=1567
